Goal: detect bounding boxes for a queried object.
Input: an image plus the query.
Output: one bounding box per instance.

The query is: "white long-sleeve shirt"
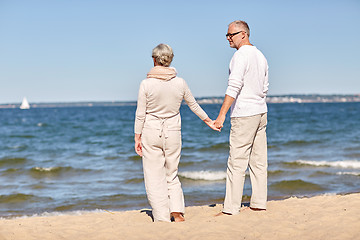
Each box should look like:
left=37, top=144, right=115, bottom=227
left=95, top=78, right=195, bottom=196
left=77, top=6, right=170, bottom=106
left=225, top=45, right=269, bottom=118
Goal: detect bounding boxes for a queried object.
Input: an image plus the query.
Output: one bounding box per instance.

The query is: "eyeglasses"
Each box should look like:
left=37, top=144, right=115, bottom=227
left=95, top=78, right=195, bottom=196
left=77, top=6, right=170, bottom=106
left=226, top=31, right=244, bottom=39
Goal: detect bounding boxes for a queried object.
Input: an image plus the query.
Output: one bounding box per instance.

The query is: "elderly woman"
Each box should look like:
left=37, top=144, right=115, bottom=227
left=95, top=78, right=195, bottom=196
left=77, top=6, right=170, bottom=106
left=134, top=43, right=218, bottom=222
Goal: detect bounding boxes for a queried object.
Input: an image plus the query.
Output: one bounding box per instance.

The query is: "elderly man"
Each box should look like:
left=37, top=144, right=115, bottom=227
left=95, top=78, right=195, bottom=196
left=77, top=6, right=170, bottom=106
left=215, top=20, right=269, bottom=215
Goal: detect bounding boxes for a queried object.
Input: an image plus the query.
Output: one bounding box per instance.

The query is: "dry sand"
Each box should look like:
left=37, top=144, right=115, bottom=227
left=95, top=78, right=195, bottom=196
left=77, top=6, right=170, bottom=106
left=1, top=193, right=359, bottom=240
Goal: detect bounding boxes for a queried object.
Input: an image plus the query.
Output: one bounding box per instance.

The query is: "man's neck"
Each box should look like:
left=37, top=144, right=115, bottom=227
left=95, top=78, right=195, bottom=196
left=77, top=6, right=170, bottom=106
left=236, top=41, right=252, bottom=50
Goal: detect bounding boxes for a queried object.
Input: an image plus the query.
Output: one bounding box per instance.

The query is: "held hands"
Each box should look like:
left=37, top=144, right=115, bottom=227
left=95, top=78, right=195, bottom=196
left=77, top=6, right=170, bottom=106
left=214, top=115, right=225, bottom=131
left=134, top=134, right=143, bottom=157
left=203, top=117, right=221, bottom=132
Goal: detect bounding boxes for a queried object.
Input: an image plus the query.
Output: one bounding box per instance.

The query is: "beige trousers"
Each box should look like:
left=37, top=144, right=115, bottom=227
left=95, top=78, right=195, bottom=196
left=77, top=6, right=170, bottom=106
left=223, top=113, right=268, bottom=214
left=141, top=128, right=185, bottom=222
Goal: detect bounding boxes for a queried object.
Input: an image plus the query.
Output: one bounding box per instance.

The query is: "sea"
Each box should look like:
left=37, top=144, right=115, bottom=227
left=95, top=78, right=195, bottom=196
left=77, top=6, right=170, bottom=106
left=1, top=102, right=359, bottom=218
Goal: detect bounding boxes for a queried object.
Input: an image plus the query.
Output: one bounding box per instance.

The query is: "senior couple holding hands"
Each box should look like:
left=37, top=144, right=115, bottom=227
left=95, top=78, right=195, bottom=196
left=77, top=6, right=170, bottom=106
left=134, top=20, right=269, bottom=222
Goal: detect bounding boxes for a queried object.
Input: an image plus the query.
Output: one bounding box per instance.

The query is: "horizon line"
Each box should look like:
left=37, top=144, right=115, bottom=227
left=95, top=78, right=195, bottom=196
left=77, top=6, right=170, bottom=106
left=1, top=93, right=360, bottom=106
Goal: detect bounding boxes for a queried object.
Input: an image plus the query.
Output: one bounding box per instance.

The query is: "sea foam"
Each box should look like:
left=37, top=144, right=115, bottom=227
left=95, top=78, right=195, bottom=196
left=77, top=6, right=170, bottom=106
left=0, top=209, right=106, bottom=220
left=295, top=160, right=360, bottom=169
left=34, top=167, right=57, bottom=172
left=336, top=171, right=360, bottom=176
left=178, top=170, right=226, bottom=181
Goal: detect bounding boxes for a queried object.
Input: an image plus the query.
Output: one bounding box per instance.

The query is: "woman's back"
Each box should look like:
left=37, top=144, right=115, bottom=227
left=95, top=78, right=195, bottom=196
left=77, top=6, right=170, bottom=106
left=142, top=76, right=185, bottom=118
left=135, top=66, right=208, bottom=133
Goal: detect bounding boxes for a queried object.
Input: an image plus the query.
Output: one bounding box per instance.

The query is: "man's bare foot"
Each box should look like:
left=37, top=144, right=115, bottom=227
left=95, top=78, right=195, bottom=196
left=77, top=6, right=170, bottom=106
left=215, top=212, right=232, bottom=217
left=171, top=212, right=185, bottom=222
left=250, top=207, right=266, bottom=211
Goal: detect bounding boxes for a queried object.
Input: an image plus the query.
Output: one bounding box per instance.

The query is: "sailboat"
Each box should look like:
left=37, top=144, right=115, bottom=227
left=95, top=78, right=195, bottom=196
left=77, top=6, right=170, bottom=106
left=20, top=97, right=30, bottom=110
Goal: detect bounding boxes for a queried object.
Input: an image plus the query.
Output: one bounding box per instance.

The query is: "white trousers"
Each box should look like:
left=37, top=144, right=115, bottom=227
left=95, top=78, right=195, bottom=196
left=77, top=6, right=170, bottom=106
left=223, top=113, right=268, bottom=214
left=142, top=128, right=185, bottom=222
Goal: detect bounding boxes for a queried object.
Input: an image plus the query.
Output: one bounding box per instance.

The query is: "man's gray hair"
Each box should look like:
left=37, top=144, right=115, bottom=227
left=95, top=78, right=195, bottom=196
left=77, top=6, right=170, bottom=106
left=229, top=20, right=250, bottom=37
left=152, top=43, right=174, bottom=67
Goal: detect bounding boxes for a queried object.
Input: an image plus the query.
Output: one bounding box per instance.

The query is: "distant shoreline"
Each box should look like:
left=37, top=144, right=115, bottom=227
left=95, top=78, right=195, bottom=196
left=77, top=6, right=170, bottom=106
left=1, top=94, right=360, bottom=109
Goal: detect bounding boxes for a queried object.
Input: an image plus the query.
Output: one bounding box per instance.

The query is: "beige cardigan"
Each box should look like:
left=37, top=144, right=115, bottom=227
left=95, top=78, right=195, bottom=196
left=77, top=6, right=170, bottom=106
left=134, top=66, right=208, bottom=134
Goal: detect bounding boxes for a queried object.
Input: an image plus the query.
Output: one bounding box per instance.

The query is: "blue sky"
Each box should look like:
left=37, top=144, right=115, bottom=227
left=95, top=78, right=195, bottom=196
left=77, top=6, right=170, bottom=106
left=0, top=0, right=359, bottom=103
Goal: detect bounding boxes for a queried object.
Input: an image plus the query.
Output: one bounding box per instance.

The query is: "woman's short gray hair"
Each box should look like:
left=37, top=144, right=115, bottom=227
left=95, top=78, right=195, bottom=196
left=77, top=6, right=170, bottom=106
left=152, top=43, right=174, bottom=67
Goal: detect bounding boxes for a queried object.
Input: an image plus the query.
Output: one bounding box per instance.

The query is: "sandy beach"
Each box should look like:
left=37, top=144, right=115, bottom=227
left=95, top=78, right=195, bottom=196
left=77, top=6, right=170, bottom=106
left=1, top=193, right=359, bottom=240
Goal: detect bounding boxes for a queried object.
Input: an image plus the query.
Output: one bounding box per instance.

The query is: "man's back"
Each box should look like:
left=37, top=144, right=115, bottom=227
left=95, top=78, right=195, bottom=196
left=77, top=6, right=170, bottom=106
left=227, top=45, right=269, bottom=117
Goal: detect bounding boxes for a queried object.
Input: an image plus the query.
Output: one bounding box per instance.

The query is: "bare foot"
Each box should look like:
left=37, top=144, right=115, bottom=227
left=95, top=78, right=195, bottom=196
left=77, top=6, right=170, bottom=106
left=215, top=212, right=232, bottom=217
left=240, top=206, right=250, bottom=212
left=171, top=212, right=185, bottom=222
left=250, top=207, right=266, bottom=211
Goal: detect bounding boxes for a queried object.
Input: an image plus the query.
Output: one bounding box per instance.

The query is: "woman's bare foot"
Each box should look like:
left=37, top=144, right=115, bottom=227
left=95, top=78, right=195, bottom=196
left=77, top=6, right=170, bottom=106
left=171, top=212, right=185, bottom=222
left=240, top=206, right=250, bottom=212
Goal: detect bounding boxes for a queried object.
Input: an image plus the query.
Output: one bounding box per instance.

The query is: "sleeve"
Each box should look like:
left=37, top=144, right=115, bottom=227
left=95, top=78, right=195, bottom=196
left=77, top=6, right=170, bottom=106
left=182, top=79, right=208, bottom=120
left=263, top=64, right=269, bottom=96
left=225, top=52, right=247, bottom=98
left=134, top=81, right=147, bottom=134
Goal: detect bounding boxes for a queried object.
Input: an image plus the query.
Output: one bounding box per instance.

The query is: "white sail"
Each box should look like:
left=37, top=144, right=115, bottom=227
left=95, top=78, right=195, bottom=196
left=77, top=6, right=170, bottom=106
left=20, top=97, right=30, bottom=109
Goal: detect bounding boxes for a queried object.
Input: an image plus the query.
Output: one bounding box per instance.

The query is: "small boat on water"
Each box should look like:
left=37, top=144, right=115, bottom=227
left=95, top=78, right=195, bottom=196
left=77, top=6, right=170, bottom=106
left=20, top=97, right=30, bottom=110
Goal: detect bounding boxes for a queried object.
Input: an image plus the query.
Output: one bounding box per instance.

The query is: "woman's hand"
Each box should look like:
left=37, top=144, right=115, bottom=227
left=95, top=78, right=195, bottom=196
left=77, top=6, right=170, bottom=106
left=214, top=115, right=225, bottom=131
left=203, top=117, right=221, bottom=132
left=134, top=134, right=143, bottom=157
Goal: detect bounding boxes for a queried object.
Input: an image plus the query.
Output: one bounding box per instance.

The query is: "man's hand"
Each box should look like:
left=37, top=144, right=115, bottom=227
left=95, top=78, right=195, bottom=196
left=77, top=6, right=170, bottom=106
left=134, top=134, right=143, bottom=157
left=203, top=117, right=221, bottom=132
left=214, top=95, right=235, bottom=132
left=214, top=115, right=226, bottom=131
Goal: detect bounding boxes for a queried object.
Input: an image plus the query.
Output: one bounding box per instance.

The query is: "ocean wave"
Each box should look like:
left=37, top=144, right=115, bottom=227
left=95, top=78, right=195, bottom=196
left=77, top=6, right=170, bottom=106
left=1, top=209, right=106, bottom=220
left=344, top=153, right=360, bottom=158
left=75, top=152, right=100, bottom=157
left=179, top=160, right=209, bottom=167
left=268, top=170, right=285, bottom=176
left=1, top=168, right=21, bottom=176
left=37, top=122, right=48, bottom=127
left=336, top=171, right=360, bottom=176
left=0, top=193, right=53, bottom=204
left=33, top=167, right=60, bottom=172
left=294, top=160, right=360, bottom=169
left=178, top=171, right=226, bottom=181
left=0, top=157, right=27, bottom=167
left=104, top=156, right=120, bottom=160
left=128, top=155, right=141, bottom=161
left=198, top=142, right=229, bottom=152
left=282, top=140, right=321, bottom=146
left=270, top=179, right=325, bottom=193
left=309, top=171, right=332, bottom=177
left=9, top=135, right=35, bottom=139
left=182, top=146, right=195, bottom=150
left=179, top=170, right=284, bottom=180
left=29, top=166, right=93, bottom=178
left=344, top=146, right=360, bottom=151
left=7, top=145, right=28, bottom=150
left=125, top=177, right=144, bottom=184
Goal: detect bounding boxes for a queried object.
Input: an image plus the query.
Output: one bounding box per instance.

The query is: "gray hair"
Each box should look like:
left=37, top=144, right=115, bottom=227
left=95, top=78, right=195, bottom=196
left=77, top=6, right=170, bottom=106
left=152, top=43, right=174, bottom=67
left=229, top=20, right=250, bottom=37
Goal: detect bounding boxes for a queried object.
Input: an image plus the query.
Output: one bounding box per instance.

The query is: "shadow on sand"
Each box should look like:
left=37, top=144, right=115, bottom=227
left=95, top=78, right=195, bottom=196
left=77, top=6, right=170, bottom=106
left=140, top=209, right=154, bottom=222
left=139, top=203, right=250, bottom=222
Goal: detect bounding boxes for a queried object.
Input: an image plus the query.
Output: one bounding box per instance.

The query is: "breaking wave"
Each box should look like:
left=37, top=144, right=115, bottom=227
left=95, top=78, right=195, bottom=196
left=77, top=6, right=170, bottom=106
left=294, top=160, right=360, bottom=169
left=336, top=171, right=360, bottom=176
left=178, top=171, right=226, bottom=181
